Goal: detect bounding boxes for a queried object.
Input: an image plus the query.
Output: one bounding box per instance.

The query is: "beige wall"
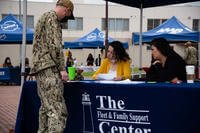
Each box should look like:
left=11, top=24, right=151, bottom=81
left=0, top=0, right=199, bottom=67
left=0, top=45, right=32, bottom=66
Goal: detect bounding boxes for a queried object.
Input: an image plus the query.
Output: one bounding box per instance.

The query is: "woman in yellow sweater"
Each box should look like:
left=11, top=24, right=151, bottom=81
left=92, top=41, right=131, bottom=80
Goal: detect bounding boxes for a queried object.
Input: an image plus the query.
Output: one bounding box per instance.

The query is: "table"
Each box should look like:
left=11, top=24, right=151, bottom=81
left=15, top=81, right=200, bottom=133
left=0, top=67, right=10, bottom=81
left=78, top=66, right=99, bottom=72
left=10, top=67, right=21, bottom=85
left=0, top=67, right=21, bottom=84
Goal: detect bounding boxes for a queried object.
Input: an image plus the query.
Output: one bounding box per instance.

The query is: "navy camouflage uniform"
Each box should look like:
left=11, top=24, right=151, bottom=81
left=184, top=46, right=197, bottom=65
left=31, top=10, right=67, bottom=133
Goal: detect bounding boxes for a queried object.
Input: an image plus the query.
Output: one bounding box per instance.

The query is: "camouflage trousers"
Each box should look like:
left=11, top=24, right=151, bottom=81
left=35, top=67, right=68, bottom=133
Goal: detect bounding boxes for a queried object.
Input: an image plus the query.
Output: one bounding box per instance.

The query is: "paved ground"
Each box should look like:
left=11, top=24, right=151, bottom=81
left=0, top=85, right=20, bottom=133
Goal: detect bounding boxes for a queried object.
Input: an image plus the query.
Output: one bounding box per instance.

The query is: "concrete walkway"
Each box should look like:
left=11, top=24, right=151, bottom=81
left=0, top=85, right=20, bottom=133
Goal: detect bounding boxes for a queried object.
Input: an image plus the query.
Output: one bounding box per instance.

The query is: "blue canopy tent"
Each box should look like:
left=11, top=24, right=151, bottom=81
left=105, top=0, right=200, bottom=69
left=133, top=16, right=199, bottom=44
left=0, top=14, right=33, bottom=44
left=64, top=28, right=128, bottom=49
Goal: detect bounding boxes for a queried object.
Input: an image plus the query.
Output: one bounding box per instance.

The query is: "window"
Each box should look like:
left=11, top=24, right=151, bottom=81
left=146, top=45, right=152, bottom=50
left=61, top=17, right=83, bottom=30
left=193, top=19, right=200, bottom=31
left=2, top=14, right=34, bottom=28
left=147, top=19, right=167, bottom=31
left=102, top=18, right=129, bottom=31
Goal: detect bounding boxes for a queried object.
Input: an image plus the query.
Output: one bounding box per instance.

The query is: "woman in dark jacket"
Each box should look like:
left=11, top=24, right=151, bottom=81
left=3, top=57, right=13, bottom=68
left=146, top=38, right=186, bottom=82
left=86, top=53, right=94, bottom=66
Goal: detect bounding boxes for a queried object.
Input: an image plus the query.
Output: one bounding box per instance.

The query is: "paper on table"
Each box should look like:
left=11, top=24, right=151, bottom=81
left=97, top=74, right=115, bottom=80
left=96, top=79, right=145, bottom=84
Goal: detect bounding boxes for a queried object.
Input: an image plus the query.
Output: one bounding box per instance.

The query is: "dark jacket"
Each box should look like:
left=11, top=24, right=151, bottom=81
left=31, top=10, right=65, bottom=74
left=146, top=56, right=186, bottom=82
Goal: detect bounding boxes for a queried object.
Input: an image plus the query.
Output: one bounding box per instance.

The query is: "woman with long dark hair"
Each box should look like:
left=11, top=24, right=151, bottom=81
left=86, top=53, right=94, bottom=66
left=3, top=57, right=13, bottom=68
left=92, top=41, right=131, bottom=80
left=146, top=38, right=186, bottom=82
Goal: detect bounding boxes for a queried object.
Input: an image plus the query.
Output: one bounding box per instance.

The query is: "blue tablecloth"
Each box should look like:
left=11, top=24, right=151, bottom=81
left=0, top=67, right=21, bottom=84
left=15, top=81, right=200, bottom=133
left=0, top=67, right=10, bottom=81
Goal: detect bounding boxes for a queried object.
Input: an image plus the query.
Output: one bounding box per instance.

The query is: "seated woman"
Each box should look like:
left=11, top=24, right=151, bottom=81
left=146, top=38, right=186, bottom=83
left=3, top=57, right=13, bottom=68
left=92, top=41, right=131, bottom=81
left=66, top=50, right=74, bottom=67
left=86, top=53, right=94, bottom=66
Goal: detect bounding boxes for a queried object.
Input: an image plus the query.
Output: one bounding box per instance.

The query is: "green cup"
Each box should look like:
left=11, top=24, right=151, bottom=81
left=68, top=67, right=76, bottom=80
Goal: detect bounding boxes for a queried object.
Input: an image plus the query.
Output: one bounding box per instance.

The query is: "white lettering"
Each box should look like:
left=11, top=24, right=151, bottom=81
left=129, top=114, right=149, bottom=123
left=143, top=128, right=151, bottom=133
left=96, top=95, right=125, bottom=109
left=97, top=111, right=108, bottom=119
left=87, top=33, right=97, bottom=41
left=108, top=96, right=117, bottom=109
left=111, top=126, right=118, bottom=133
left=0, top=34, right=6, bottom=40
left=99, top=121, right=109, bottom=133
left=4, top=24, right=16, bottom=29
left=118, top=100, right=125, bottom=109
left=1, top=21, right=18, bottom=31
left=156, top=28, right=183, bottom=34
left=118, top=126, right=127, bottom=133
left=135, top=128, right=143, bottom=133
left=96, top=96, right=107, bottom=108
left=128, top=126, right=134, bottom=133
left=113, top=112, right=128, bottom=121
left=98, top=121, right=151, bottom=133
left=0, top=71, right=5, bottom=75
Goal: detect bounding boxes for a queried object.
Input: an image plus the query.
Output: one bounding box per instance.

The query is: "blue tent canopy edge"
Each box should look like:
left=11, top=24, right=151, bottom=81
left=64, top=28, right=128, bottom=49
left=0, top=14, right=34, bottom=44
left=133, top=16, right=199, bottom=44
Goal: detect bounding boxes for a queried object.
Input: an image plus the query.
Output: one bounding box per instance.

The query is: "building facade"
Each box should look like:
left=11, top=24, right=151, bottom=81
left=0, top=0, right=200, bottom=67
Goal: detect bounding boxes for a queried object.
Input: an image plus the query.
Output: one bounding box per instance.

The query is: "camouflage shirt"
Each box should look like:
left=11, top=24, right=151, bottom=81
left=31, top=10, right=65, bottom=74
left=184, top=46, right=197, bottom=65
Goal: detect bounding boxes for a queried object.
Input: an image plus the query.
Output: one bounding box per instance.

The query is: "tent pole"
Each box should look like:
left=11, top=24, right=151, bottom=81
left=19, top=0, right=22, bottom=21
left=20, top=0, right=27, bottom=92
left=198, top=26, right=200, bottom=79
left=105, top=0, right=108, bottom=58
left=139, top=3, right=143, bottom=72
left=198, top=41, right=200, bottom=79
left=198, top=21, right=200, bottom=79
left=94, top=49, right=96, bottom=63
left=19, top=0, right=22, bottom=67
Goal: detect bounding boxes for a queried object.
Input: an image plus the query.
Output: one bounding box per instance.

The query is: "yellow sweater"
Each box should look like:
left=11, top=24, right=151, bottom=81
left=92, top=58, right=131, bottom=80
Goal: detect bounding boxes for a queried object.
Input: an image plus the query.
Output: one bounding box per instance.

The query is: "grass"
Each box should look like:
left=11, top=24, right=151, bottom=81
left=82, top=71, right=95, bottom=77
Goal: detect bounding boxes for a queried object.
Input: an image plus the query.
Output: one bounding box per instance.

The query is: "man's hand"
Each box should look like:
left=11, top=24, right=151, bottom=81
left=60, top=71, right=69, bottom=82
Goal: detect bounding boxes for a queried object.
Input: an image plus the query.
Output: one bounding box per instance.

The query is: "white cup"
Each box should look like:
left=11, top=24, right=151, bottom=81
left=186, top=65, right=195, bottom=83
